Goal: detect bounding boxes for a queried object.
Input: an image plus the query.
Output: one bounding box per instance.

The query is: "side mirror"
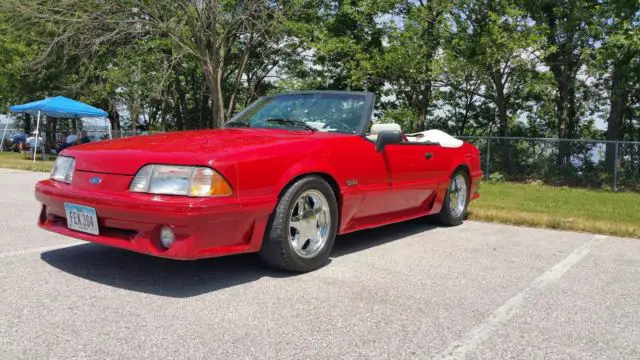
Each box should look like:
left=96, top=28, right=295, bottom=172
left=375, top=131, right=403, bottom=152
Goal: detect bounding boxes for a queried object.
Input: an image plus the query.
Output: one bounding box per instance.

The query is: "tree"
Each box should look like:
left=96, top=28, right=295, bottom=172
left=0, top=3, right=87, bottom=134
left=6, top=0, right=308, bottom=128
left=384, top=0, right=453, bottom=132
left=434, top=62, right=493, bottom=136
left=449, top=0, right=541, bottom=172
left=522, top=0, right=599, bottom=165
left=277, top=0, right=389, bottom=98
left=593, top=0, right=640, bottom=171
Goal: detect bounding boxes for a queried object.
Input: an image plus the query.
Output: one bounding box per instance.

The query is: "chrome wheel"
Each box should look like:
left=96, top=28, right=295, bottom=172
left=449, top=174, right=468, bottom=218
left=288, top=189, right=331, bottom=259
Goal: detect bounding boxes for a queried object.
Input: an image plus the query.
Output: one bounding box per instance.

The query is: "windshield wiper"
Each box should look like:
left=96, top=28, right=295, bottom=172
left=265, top=118, right=316, bottom=131
left=224, top=121, right=251, bottom=128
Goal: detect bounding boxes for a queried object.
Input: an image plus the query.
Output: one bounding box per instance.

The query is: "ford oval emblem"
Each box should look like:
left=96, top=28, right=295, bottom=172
left=89, top=177, right=102, bottom=184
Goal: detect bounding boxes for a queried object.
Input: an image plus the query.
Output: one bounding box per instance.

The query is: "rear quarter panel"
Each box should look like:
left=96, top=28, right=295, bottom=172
left=419, top=142, right=483, bottom=215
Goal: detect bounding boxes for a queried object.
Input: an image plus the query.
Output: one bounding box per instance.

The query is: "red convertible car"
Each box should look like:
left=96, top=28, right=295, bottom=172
left=35, top=91, right=482, bottom=272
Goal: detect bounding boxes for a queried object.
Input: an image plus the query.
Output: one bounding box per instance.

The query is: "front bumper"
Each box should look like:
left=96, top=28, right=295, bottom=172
left=35, top=178, right=272, bottom=259
left=471, top=170, right=483, bottom=200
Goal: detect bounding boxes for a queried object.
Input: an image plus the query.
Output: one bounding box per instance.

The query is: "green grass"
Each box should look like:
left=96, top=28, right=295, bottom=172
left=469, top=182, right=640, bottom=238
left=0, top=151, right=56, bottom=172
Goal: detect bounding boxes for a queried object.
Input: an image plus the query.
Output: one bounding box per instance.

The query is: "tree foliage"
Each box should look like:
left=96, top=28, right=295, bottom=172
left=0, top=0, right=638, bottom=150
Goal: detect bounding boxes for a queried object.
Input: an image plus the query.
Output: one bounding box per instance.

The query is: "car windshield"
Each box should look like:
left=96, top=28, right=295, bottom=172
left=226, top=93, right=368, bottom=134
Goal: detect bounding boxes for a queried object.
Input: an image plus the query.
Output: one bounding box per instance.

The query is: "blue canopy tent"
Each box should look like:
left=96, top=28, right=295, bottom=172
left=7, top=96, right=110, bottom=162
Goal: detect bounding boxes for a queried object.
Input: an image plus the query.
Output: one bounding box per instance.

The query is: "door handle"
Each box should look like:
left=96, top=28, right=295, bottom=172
left=425, top=152, right=434, bottom=160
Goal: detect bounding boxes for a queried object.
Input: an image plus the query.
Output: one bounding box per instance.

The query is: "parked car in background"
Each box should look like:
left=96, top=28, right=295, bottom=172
left=35, top=91, right=483, bottom=272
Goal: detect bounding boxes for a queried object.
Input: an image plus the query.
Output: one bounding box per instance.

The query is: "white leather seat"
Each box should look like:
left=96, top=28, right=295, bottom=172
left=406, top=129, right=463, bottom=148
left=366, top=123, right=402, bottom=141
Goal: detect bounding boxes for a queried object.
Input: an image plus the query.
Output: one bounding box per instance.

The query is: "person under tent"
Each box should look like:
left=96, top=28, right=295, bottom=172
left=11, top=132, right=28, bottom=152
left=56, top=130, right=78, bottom=153
left=26, top=131, right=46, bottom=160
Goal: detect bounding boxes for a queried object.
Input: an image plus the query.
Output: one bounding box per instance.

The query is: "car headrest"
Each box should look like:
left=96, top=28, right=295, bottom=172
left=370, top=123, right=401, bottom=134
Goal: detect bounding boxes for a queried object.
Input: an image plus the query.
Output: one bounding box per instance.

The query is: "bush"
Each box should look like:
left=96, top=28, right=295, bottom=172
left=488, top=172, right=505, bottom=183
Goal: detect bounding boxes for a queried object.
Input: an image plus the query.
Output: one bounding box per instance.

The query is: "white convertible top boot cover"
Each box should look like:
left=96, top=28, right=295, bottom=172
left=407, top=129, right=464, bottom=148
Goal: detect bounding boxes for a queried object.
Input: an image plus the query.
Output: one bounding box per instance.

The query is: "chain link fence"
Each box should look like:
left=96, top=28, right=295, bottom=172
left=3, top=128, right=638, bottom=192
left=84, top=130, right=165, bottom=141
left=460, top=136, right=640, bottom=192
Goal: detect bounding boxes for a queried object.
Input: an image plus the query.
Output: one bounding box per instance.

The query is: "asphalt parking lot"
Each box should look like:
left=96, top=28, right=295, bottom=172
left=1, top=169, right=640, bottom=360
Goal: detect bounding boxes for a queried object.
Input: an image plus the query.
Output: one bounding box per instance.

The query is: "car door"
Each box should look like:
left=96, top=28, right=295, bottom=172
left=338, top=136, right=447, bottom=232
left=381, top=142, right=439, bottom=212
left=338, top=137, right=393, bottom=221
left=346, top=139, right=437, bottom=219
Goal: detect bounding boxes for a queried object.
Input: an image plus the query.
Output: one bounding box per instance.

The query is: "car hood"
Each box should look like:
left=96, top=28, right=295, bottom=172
left=63, top=128, right=322, bottom=175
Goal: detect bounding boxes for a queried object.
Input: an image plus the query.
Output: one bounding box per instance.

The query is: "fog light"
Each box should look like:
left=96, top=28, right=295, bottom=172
left=160, top=226, right=175, bottom=249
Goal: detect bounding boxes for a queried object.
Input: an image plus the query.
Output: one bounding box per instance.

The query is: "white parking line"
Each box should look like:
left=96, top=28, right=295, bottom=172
left=0, top=168, right=44, bottom=174
left=0, top=241, right=86, bottom=258
left=438, top=234, right=606, bottom=360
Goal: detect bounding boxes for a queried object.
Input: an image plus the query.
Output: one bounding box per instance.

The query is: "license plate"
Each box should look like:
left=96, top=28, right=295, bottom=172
left=64, top=203, right=99, bottom=235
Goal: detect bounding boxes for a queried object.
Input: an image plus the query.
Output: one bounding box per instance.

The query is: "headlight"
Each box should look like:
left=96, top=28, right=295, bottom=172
left=129, top=165, right=232, bottom=197
left=51, top=156, right=75, bottom=183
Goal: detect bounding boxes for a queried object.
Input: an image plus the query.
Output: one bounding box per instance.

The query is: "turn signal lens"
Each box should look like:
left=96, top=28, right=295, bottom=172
left=130, top=165, right=153, bottom=192
left=187, top=167, right=233, bottom=197
left=208, top=171, right=233, bottom=197
left=51, top=156, right=75, bottom=183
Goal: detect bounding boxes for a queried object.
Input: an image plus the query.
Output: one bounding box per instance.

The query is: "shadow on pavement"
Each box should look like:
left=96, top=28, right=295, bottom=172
left=41, top=218, right=437, bottom=298
left=41, top=245, right=287, bottom=298
left=332, top=218, right=437, bottom=257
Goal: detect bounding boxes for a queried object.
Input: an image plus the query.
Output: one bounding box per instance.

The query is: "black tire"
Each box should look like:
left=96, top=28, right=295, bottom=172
left=434, top=169, right=470, bottom=226
left=259, top=176, right=339, bottom=272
